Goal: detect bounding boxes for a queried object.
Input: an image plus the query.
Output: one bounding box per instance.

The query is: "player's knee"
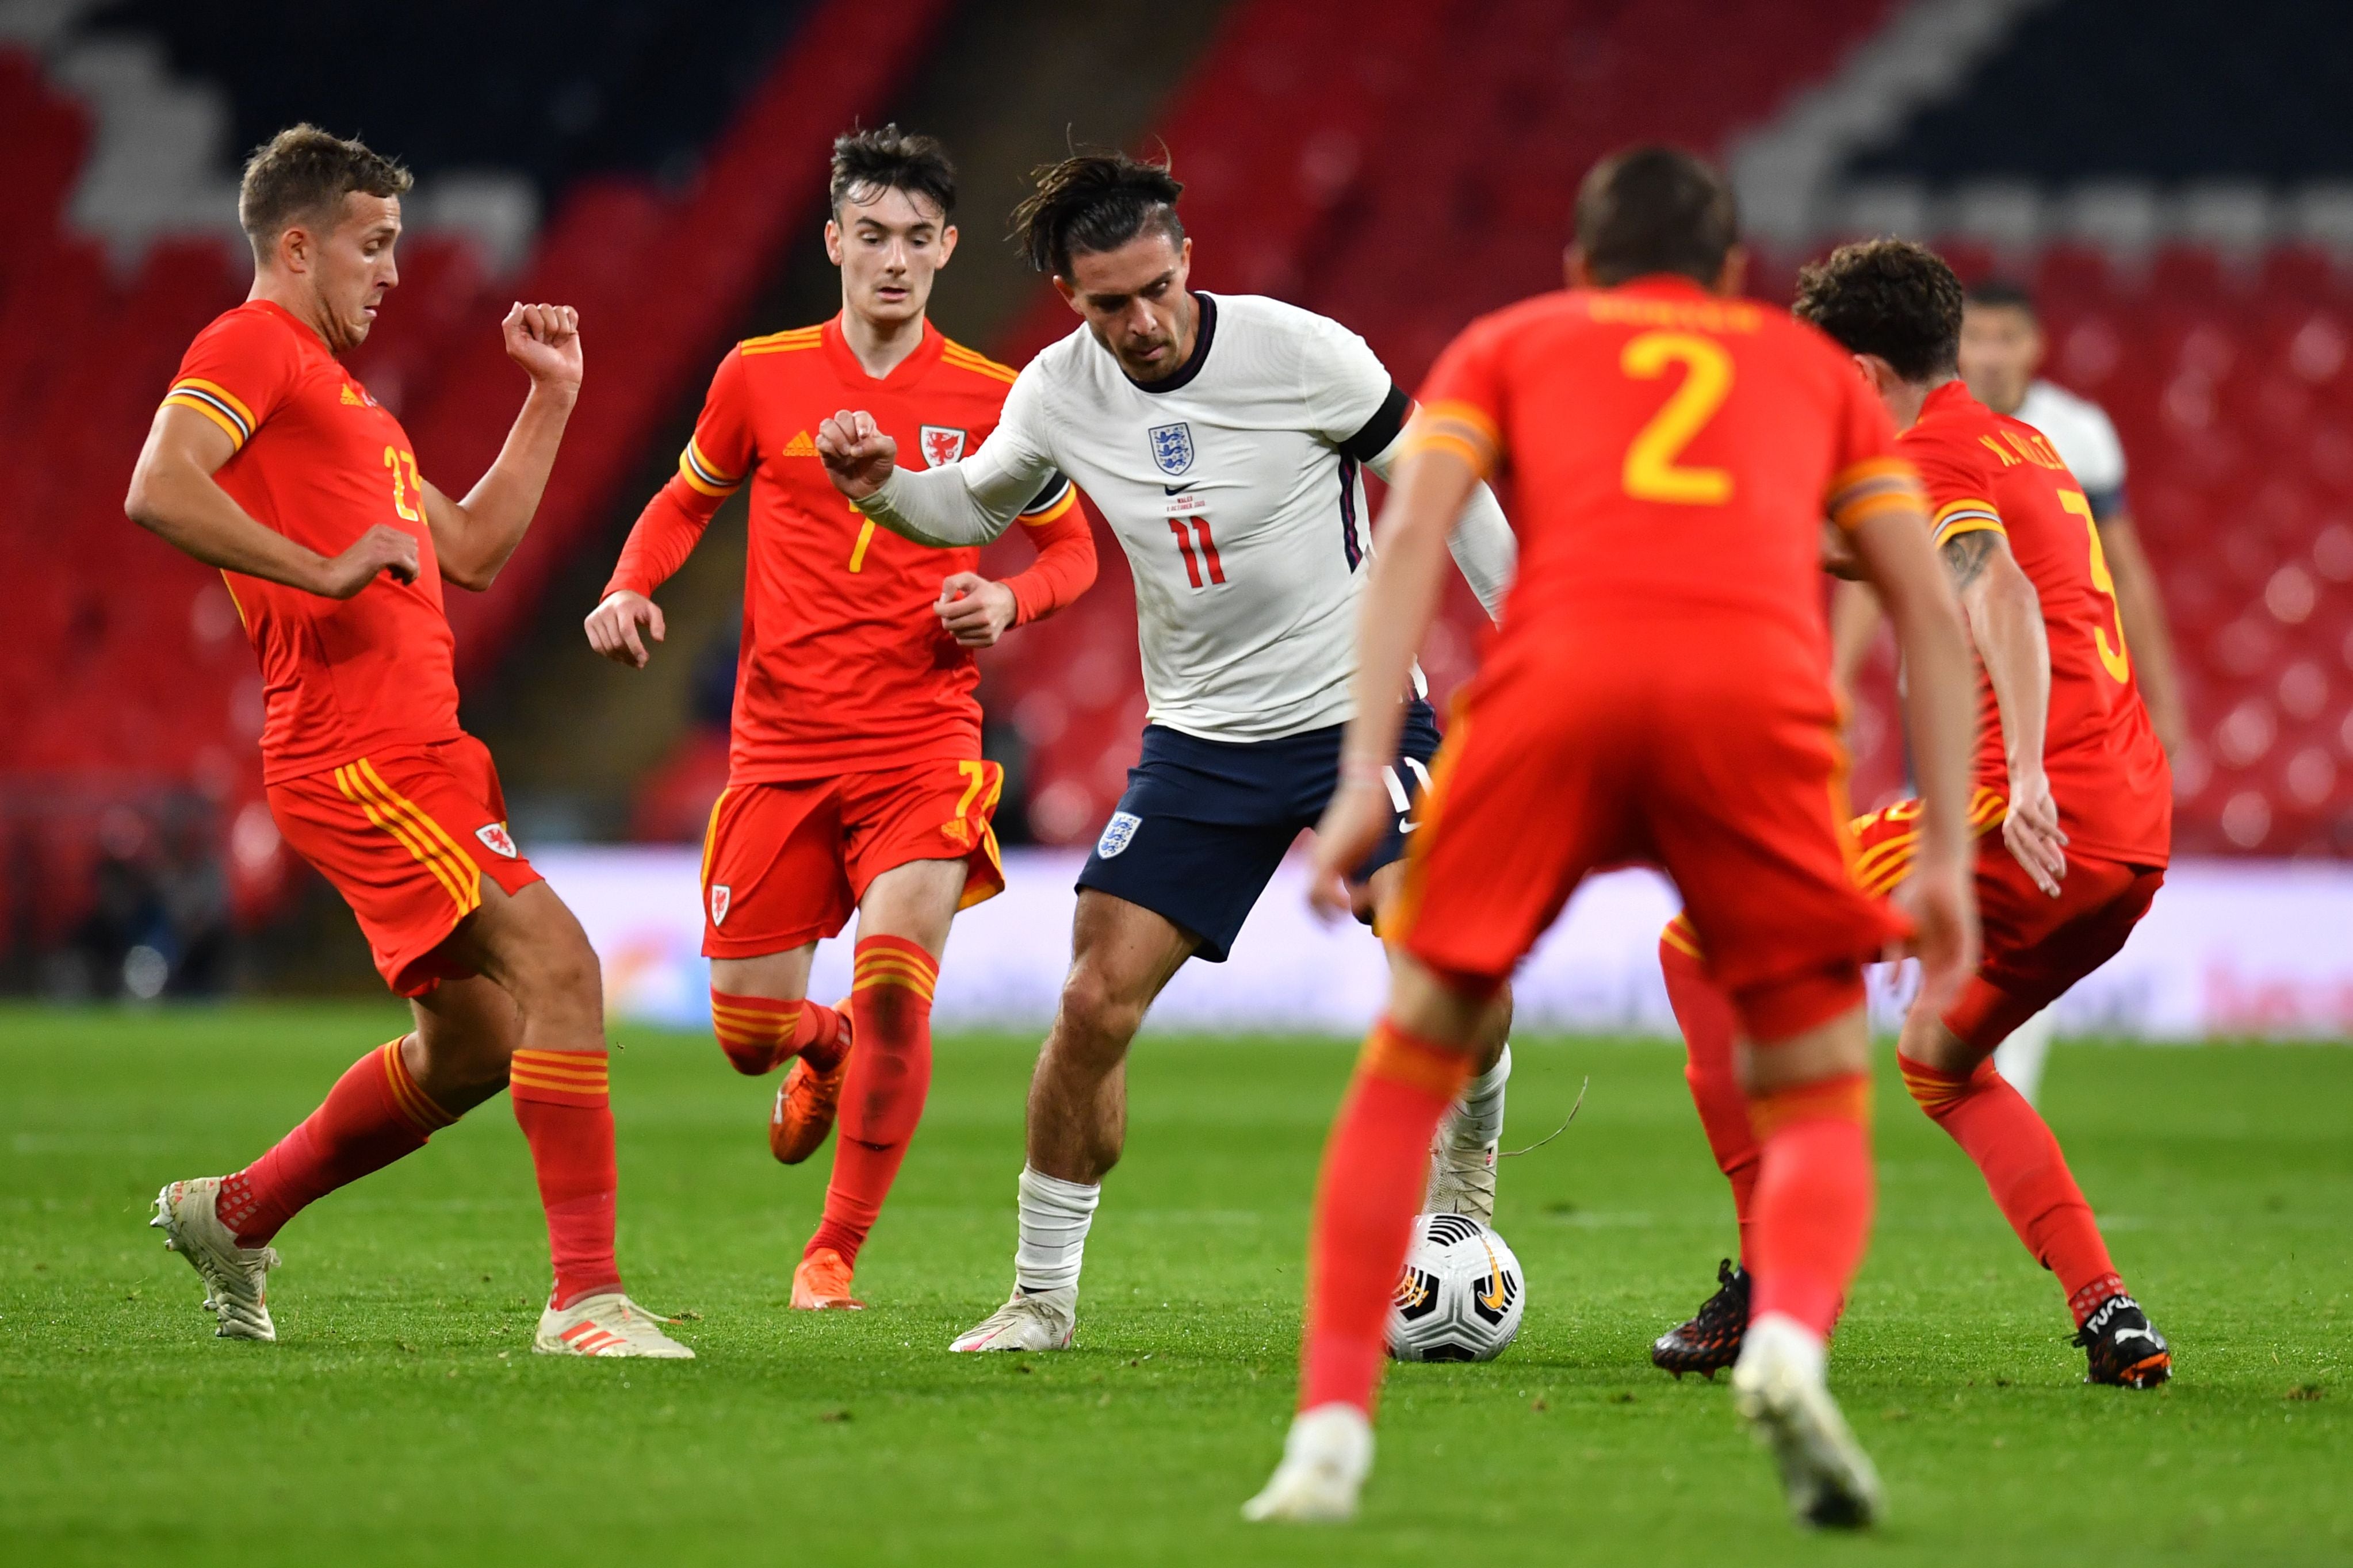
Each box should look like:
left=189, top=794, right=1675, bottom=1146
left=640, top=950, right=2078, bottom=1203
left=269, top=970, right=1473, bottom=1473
left=1052, top=968, right=1145, bottom=1064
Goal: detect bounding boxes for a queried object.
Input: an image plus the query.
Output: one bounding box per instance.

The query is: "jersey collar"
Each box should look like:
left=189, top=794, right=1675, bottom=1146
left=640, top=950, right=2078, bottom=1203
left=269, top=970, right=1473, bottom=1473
left=1129, top=291, right=1216, bottom=395
left=821, top=313, right=946, bottom=390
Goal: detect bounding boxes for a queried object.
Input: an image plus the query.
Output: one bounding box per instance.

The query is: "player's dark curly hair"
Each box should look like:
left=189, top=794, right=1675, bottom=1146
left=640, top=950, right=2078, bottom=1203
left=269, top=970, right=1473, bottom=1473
left=830, top=124, right=956, bottom=219
left=1574, top=145, right=1738, bottom=287
left=1795, top=239, right=1966, bottom=384
left=238, top=125, right=411, bottom=259
left=1009, top=150, right=1184, bottom=277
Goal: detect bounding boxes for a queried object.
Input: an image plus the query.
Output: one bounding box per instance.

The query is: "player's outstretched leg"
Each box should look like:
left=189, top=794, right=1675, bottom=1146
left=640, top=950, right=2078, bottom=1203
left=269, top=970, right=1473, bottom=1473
left=1652, top=923, right=1760, bottom=1377
left=952, top=891, right=1192, bottom=1353
left=1730, top=998, right=1883, bottom=1530
left=150, top=1032, right=461, bottom=1342
left=1423, top=1010, right=1512, bottom=1225
left=1248, top=975, right=1480, bottom=1524
left=445, top=881, right=691, bottom=1359
left=1899, top=998, right=2168, bottom=1387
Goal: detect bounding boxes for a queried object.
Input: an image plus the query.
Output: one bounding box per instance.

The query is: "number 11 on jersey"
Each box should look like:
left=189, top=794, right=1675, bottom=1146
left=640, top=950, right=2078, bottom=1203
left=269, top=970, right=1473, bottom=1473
left=1164, top=489, right=1226, bottom=588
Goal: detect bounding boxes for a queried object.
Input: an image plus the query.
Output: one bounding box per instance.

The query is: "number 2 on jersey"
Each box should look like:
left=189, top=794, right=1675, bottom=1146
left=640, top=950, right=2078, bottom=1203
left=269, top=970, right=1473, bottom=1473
left=382, top=446, right=423, bottom=522
left=1168, top=515, right=1226, bottom=588
left=1620, top=332, right=1734, bottom=505
left=2059, top=488, right=2132, bottom=683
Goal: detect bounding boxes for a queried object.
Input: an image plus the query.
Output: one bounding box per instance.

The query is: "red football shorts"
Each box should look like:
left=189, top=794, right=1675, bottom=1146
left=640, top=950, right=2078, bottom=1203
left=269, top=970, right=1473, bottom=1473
left=1843, top=791, right=2164, bottom=1051
left=267, top=734, right=542, bottom=996
left=699, top=757, right=1005, bottom=959
left=1396, top=637, right=1904, bottom=1043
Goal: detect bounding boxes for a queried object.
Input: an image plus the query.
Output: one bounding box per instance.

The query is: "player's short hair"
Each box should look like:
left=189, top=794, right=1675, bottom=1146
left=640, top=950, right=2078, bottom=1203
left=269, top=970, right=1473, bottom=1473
left=829, top=124, right=956, bottom=220
left=1010, top=150, right=1185, bottom=277
left=238, top=125, right=412, bottom=260
left=1573, top=146, right=1739, bottom=287
left=1965, top=277, right=2037, bottom=317
left=1795, top=239, right=1966, bottom=384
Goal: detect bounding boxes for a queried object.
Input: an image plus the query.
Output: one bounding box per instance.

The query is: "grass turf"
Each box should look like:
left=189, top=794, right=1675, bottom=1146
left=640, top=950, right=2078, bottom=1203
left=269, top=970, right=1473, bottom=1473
left=1, top=1004, right=2346, bottom=1566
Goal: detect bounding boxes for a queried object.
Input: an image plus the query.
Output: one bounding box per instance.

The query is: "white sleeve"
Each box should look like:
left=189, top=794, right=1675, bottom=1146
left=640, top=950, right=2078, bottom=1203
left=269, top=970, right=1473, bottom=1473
left=1365, top=437, right=1517, bottom=622
left=1294, top=309, right=1394, bottom=443
left=854, top=365, right=1060, bottom=547
left=2072, top=401, right=2128, bottom=494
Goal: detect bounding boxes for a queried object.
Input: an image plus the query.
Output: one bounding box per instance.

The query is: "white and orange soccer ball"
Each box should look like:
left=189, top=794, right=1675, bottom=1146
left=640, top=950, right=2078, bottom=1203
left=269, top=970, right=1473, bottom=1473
left=1386, top=1212, right=1525, bottom=1363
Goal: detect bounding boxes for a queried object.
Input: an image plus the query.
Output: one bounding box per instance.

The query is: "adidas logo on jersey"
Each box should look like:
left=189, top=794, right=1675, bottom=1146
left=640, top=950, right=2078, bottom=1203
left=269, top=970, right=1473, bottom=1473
left=781, top=430, right=818, bottom=458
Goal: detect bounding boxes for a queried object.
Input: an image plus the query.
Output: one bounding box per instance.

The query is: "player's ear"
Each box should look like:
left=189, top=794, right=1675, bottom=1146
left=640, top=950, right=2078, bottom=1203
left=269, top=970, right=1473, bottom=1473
left=936, top=224, right=958, bottom=267
left=1051, top=274, right=1082, bottom=315
left=1713, top=244, right=1747, bottom=299
left=823, top=218, right=843, bottom=267
left=276, top=222, right=311, bottom=277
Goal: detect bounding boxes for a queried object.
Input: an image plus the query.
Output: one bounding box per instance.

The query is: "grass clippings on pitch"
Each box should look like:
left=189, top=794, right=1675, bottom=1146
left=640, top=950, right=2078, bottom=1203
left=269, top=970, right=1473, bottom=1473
left=1, top=1005, right=2346, bottom=1566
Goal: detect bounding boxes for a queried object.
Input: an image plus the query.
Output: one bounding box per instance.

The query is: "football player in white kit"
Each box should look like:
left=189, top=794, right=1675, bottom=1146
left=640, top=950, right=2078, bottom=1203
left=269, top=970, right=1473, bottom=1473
left=1826, top=277, right=2186, bottom=1106
left=816, top=152, right=1522, bottom=1353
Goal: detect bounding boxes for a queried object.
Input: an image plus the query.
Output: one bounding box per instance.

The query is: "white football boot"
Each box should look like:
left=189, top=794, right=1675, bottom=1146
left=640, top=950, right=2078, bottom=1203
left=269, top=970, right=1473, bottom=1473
left=1242, top=1404, right=1375, bottom=1523
left=533, top=1291, right=695, bottom=1359
left=151, top=1177, right=279, bottom=1341
left=1732, top=1313, right=1883, bottom=1528
left=1423, top=1111, right=1499, bottom=1226
left=947, top=1286, right=1076, bottom=1352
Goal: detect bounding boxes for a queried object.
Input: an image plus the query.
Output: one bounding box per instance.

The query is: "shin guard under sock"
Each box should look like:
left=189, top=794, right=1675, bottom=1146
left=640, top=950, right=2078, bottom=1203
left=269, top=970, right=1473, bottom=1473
left=1299, top=1019, right=1475, bottom=1414
left=216, top=1037, right=453, bottom=1247
left=1899, top=1053, right=2122, bottom=1324
left=510, top=1049, right=622, bottom=1308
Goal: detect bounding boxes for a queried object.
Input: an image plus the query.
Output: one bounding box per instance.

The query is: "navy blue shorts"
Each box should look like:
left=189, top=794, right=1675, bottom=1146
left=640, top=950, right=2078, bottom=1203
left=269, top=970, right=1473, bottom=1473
left=1076, top=700, right=1444, bottom=963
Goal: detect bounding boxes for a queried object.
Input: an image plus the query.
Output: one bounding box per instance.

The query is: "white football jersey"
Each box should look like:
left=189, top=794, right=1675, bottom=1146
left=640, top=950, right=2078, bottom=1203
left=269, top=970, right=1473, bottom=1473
left=2015, top=379, right=2128, bottom=509
left=856, top=292, right=1514, bottom=743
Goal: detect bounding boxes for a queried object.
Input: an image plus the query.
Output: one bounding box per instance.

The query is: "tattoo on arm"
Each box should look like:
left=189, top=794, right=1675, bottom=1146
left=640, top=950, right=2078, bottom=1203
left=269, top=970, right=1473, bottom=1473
left=1939, top=529, right=2000, bottom=592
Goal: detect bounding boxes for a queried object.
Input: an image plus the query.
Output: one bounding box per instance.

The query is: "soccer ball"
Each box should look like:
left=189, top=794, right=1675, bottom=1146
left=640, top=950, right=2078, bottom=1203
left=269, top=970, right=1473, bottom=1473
left=1386, top=1212, right=1525, bottom=1363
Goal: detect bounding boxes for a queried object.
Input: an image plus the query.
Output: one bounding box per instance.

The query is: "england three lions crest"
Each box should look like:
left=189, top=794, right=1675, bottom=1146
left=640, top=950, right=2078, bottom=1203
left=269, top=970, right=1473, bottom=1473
left=919, top=425, right=967, bottom=467
left=1149, top=421, right=1193, bottom=476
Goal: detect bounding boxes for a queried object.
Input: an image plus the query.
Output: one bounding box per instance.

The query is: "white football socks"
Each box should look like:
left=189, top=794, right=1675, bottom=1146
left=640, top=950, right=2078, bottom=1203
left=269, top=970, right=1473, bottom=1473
left=1013, top=1165, right=1100, bottom=1296
left=1448, top=1044, right=1511, bottom=1148
left=1992, top=1007, right=2056, bottom=1107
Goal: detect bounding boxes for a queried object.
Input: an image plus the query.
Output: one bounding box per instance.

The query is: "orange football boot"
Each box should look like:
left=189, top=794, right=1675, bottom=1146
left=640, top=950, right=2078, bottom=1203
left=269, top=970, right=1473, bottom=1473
left=791, top=1245, right=866, bottom=1310
left=768, top=999, right=852, bottom=1164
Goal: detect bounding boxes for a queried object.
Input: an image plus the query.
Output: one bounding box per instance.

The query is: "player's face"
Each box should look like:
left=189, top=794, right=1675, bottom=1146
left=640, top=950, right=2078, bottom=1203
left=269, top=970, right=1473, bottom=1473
left=1958, top=302, right=2042, bottom=416
left=827, top=186, right=956, bottom=331
left=303, top=193, right=402, bottom=354
left=1057, top=233, right=1195, bottom=383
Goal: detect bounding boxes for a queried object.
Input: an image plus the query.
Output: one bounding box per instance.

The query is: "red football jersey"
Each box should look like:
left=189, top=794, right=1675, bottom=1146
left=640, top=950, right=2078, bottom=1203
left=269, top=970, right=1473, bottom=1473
left=606, top=316, right=1078, bottom=782
left=162, top=301, right=461, bottom=783
left=1904, top=381, right=2172, bottom=865
left=1418, top=277, right=1922, bottom=676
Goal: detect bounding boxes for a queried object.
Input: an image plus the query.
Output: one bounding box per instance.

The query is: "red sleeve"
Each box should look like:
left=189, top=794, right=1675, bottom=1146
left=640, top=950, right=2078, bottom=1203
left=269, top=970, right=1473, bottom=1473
left=1003, top=482, right=1096, bottom=624
left=1820, top=366, right=1924, bottom=532
left=161, top=308, right=302, bottom=455
left=1411, top=312, right=1512, bottom=477
left=1899, top=422, right=2007, bottom=548
left=604, top=350, right=756, bottom=598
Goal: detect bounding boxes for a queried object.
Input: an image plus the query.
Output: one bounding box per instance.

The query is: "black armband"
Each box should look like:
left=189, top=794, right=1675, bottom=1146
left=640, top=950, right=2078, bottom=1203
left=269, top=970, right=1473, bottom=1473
left=1340, top=382, right=1412, bottom=463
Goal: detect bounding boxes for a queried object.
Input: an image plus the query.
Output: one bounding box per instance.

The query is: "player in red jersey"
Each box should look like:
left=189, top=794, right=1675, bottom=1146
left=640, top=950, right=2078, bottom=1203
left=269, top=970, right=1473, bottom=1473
left=1651, top=240, right=2174, bottom=1390
left=1244, top=151, right=1980, bottom=1528
left=586, top=128, right=1095, bottom=1310
left=126, top=126, right=688, bottom=1356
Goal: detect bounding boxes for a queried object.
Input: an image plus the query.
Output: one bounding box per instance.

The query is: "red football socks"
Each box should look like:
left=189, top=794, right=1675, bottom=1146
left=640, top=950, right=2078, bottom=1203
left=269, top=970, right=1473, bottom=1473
left=216, top=1036, right=454, bottom=1247
left=1746, top=1073, right=1875, bottom=1338
left=510, top=1049, right=623, bottom=1308
left=1298, top=1019, right=1475, bottom=1414
left=806, top=936, right=938, bottom=1267
left=1660, top=927, right=1762, bottom=1267
left=1899, top=1053, right=2123, bottom=1325
left=711, top=992, right=846, bottom=1076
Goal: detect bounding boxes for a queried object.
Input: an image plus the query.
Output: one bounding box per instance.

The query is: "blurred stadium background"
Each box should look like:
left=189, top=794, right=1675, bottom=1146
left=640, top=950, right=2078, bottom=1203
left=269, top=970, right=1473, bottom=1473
left=5, top=0, right=2349, bottom=1035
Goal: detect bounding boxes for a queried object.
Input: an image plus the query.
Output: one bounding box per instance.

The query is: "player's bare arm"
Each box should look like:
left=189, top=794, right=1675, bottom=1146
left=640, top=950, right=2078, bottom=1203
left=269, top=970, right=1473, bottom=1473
left=1940, top=527, right=2067, bottom=896
left=1307, top=423, right=1483, bottom=920
left=2094, top=510, right=2187, bottom=759
left=423, top=302, right=583, bottom=591
left=127, top=405, right=419, bottom=599
left=1850, top=505, right=1981, bottom=1009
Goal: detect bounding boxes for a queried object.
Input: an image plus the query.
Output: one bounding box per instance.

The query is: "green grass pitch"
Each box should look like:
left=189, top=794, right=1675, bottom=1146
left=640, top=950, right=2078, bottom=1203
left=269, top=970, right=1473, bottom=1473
left=2, top=1005, right=2346, bottom=1566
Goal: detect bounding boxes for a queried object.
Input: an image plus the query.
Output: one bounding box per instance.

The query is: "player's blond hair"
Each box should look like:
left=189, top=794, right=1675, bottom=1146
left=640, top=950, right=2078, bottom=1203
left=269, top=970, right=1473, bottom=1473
left=238, top=125, right=412, bottom=262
